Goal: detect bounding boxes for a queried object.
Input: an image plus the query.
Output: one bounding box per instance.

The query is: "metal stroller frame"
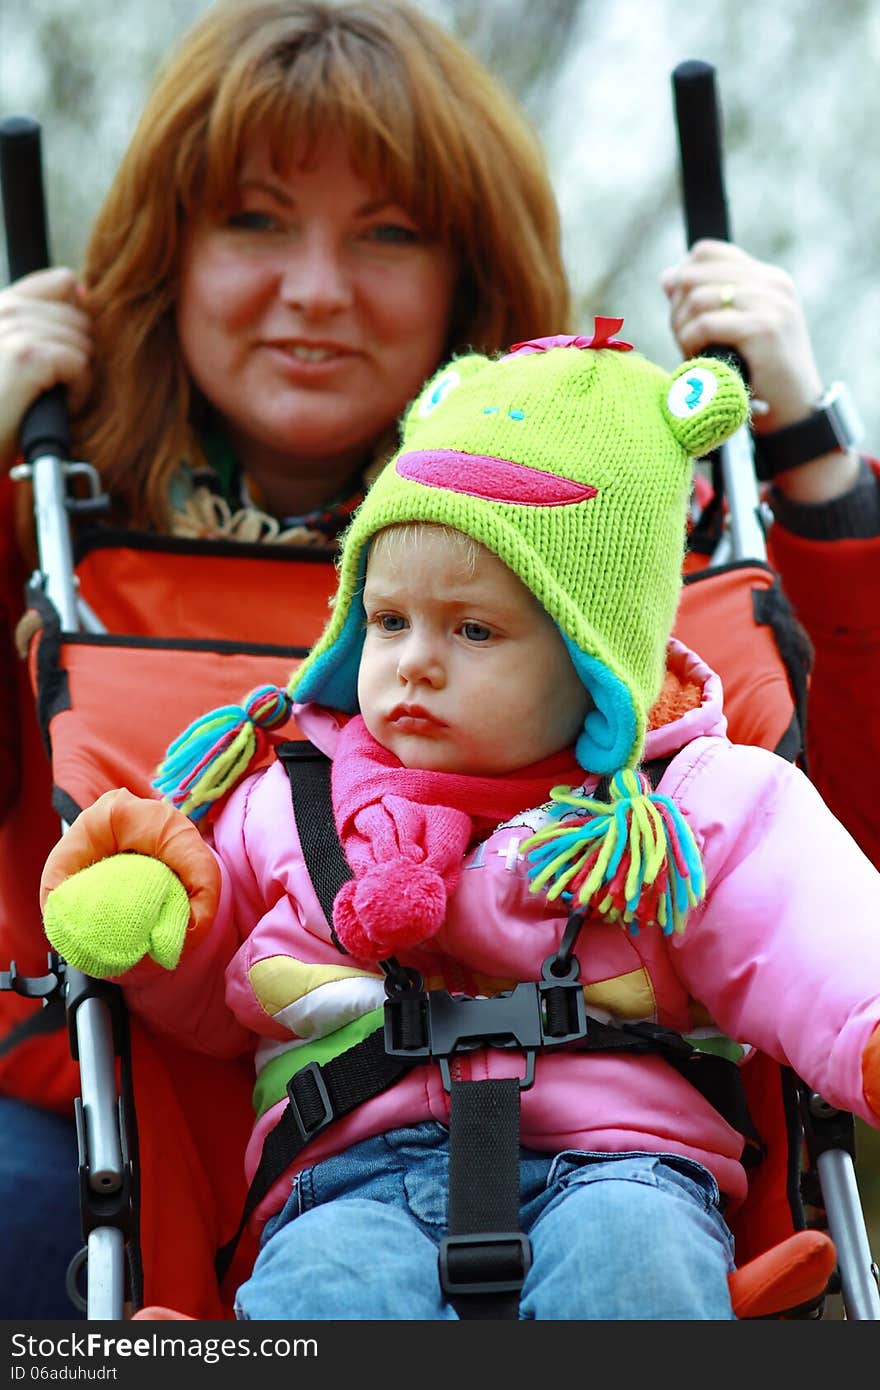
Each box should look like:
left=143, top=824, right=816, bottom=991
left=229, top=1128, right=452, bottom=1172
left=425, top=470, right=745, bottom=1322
left=0, top=114, right=133, bottom=1319
left=672, top=60, right=879, bottom=1319
left=1, top=58, right=879, bottom=1318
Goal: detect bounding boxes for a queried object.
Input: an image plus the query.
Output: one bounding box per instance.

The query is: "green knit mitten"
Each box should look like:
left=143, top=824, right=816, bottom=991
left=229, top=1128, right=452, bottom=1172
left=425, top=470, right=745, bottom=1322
left=42, top=853, right=190, bottom=978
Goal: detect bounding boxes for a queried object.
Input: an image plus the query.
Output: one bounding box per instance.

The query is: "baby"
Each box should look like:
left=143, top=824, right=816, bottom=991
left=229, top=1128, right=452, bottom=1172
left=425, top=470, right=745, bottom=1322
left=41, top=324, right=880, bottom=1319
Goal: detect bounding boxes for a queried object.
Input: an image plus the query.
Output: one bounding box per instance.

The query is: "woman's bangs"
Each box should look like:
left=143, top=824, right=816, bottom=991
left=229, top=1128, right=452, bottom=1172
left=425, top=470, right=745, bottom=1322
left=198, top=37, right=450, bottom=233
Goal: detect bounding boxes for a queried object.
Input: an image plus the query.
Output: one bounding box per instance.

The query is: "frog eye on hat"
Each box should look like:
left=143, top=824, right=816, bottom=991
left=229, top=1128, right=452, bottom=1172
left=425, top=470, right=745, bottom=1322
left=405, top=353, right=490, bottom=432
left=417, top=368, right=462, bottom=417
left=662, top=357, right=750, bottom=457
left=666, top=366, right=719, bottom=419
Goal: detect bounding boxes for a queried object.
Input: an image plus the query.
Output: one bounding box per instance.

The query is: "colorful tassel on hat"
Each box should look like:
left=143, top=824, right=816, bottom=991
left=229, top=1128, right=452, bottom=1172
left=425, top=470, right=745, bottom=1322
left=152, top=685, right=292, bottom=822
left=521, top=770, right=705, bottom=935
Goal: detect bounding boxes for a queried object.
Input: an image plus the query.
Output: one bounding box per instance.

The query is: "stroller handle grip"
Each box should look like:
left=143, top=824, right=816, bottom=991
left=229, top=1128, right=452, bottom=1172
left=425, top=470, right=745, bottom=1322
left=0, top=114, right=71, bottom=463
left=0, top=114, right=51, bottom=278
left=671, top=64, right=763, bottom=561
left=672, top=60, right=748, bottom=387
left=672, top=59, right=732, bottom=247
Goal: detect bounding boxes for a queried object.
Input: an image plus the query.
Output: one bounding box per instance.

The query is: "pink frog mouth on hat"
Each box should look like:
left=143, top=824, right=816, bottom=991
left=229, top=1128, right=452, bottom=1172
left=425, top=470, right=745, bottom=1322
left=396, top=450, right=597, bottom=506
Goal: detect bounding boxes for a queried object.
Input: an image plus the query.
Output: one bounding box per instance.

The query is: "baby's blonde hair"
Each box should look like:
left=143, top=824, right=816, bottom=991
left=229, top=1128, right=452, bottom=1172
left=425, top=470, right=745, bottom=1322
left=368, top=522, right=483, bottom=578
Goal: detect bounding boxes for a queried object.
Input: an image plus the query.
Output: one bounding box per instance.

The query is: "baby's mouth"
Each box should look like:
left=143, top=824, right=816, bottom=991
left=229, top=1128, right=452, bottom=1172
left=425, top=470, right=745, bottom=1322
left=388, top=703, right=445, bottom=730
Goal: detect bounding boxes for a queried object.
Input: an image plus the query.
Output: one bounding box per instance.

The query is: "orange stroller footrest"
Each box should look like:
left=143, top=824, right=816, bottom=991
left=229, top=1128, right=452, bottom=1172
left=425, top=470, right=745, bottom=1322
left=728, top=1230, right=836, bottom=1318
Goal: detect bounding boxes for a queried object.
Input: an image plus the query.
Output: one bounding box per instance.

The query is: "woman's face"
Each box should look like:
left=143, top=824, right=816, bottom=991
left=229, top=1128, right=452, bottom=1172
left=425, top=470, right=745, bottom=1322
left=176, top=134, right=457, bottom=498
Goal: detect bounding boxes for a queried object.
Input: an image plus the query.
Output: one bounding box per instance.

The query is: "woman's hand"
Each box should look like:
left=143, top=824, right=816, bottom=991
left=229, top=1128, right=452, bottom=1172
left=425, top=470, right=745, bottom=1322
left=0, top=266, right=93, bottom=473
left=661, top=241, right=859, bottom=503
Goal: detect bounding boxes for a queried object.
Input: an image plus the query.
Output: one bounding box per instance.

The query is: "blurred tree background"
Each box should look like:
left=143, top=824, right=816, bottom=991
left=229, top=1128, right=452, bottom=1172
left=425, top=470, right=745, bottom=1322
left=2, top=0, right=879, bottom=434
left=2, top=0, right=879, bottom=1298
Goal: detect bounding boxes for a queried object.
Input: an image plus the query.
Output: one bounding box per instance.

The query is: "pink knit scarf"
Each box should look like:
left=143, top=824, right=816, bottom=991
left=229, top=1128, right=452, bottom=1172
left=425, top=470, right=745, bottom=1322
left=330, top=714, right=583, bottom=959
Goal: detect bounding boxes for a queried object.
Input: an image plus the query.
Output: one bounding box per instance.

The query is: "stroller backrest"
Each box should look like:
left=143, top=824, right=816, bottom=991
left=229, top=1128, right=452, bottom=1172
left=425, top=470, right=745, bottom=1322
left=73, top=530, right=338, bottom=641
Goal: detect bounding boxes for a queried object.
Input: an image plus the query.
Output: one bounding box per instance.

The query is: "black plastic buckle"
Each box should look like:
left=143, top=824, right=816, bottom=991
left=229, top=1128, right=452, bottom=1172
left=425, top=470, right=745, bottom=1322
left=384, top=983, right=541, bottom=1091
left=383, top=956, right=588, bottom=1093
left=439, top=1232, right=532, bottom=1296
left=286, top=1062, right=335, bottom=1141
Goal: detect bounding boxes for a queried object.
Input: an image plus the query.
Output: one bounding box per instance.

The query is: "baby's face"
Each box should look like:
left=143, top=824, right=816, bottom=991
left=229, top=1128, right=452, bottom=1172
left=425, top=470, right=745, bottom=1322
left=357, top=527, right=591, bottom=774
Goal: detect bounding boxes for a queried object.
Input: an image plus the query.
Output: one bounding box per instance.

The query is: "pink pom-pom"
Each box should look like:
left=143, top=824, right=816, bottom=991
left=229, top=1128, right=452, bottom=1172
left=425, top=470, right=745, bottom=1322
left=332, top=881, right=376, bottom=958
left=332, top=861, right=447, bottom=958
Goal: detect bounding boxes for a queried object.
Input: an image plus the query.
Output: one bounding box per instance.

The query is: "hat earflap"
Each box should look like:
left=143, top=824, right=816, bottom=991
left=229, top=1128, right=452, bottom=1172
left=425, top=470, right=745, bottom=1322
left=521, top=769, right=705, bottom=936
left=153, top=540, right=372, bottom=820
left=562, top=636, right=638, bottom=774
left=292, top=546, right=370, bottom=712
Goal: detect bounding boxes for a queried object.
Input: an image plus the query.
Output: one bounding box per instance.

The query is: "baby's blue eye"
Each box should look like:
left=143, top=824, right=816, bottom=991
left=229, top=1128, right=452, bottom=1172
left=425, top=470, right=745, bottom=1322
left=461, top=621, right=491, bottom=642
left=377, top=614, right=407, bottom=632
left=418, top=369, right=461, bottom=417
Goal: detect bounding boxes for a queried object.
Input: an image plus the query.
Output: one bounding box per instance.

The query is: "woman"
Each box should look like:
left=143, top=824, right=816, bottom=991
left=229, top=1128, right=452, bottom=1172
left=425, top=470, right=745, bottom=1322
left=0, top=0, right=570, bottom=1319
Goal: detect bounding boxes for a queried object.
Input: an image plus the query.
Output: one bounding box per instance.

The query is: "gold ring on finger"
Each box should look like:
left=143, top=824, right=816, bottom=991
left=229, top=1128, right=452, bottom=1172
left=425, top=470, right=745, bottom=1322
left=718, top=282, right=736, bottom=310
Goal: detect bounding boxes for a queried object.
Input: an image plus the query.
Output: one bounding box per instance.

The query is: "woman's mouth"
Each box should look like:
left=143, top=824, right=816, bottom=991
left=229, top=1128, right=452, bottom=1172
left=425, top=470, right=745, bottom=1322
left=264, top=340, right=360, bottom=377
left=289, top=345, right=339, bottom=363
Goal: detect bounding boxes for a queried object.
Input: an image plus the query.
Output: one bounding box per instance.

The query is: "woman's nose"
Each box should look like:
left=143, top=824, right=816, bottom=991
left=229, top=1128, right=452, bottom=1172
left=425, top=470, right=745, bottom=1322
left=278, top=236, right=354, bottom=319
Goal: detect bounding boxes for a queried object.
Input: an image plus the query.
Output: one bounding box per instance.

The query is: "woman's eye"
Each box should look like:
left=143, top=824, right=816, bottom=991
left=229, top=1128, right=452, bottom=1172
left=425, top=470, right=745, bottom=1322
left=364, top=223, right=420, bottom=244
left=461, top=622, right=492, bottom=643
left=227, top=210, right=279, bottom=232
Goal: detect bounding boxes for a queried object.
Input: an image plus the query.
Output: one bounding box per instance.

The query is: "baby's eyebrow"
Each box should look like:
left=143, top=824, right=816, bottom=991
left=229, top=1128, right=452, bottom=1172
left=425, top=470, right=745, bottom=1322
left=361, top=586, right=405, bottom=609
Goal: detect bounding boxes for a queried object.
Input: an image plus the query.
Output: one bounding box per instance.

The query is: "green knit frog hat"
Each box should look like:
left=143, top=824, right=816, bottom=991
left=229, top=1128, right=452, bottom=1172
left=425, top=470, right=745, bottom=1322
left=291, top=321, right=749, bottom=772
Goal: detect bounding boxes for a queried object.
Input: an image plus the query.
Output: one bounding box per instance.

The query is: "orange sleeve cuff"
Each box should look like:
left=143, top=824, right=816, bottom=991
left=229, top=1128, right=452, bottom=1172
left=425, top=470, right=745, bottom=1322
left=862, top=1022, right=880, bottom=1122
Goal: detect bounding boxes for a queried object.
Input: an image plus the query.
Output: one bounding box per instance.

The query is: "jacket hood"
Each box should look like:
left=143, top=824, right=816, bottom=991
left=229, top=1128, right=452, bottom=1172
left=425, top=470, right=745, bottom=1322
left=643, top=637, right=726, bottom=760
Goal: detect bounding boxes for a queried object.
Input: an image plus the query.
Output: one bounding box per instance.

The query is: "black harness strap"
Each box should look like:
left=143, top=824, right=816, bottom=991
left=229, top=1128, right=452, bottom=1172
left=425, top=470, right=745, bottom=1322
left=0, top=958, right=66, bottom=1057
left=276, top=740, right=352, bottom=948
left=215, top=1028, right=414, bottom=1284
left=441, top=1078, right=529, bottom=1319
left=0, top=992, right=66, bottom=1056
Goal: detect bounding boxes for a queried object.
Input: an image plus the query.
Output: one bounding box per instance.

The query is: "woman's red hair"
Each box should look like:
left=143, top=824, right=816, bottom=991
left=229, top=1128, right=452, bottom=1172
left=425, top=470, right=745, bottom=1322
left=75, top=0, right=572, bottom=529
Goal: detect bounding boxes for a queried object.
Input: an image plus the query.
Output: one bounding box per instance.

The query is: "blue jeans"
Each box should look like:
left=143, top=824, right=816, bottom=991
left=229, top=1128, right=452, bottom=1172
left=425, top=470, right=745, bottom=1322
left=235, top=1121, right=735, bottom=1320
left=0, top=1098, right=84, bottom=1319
